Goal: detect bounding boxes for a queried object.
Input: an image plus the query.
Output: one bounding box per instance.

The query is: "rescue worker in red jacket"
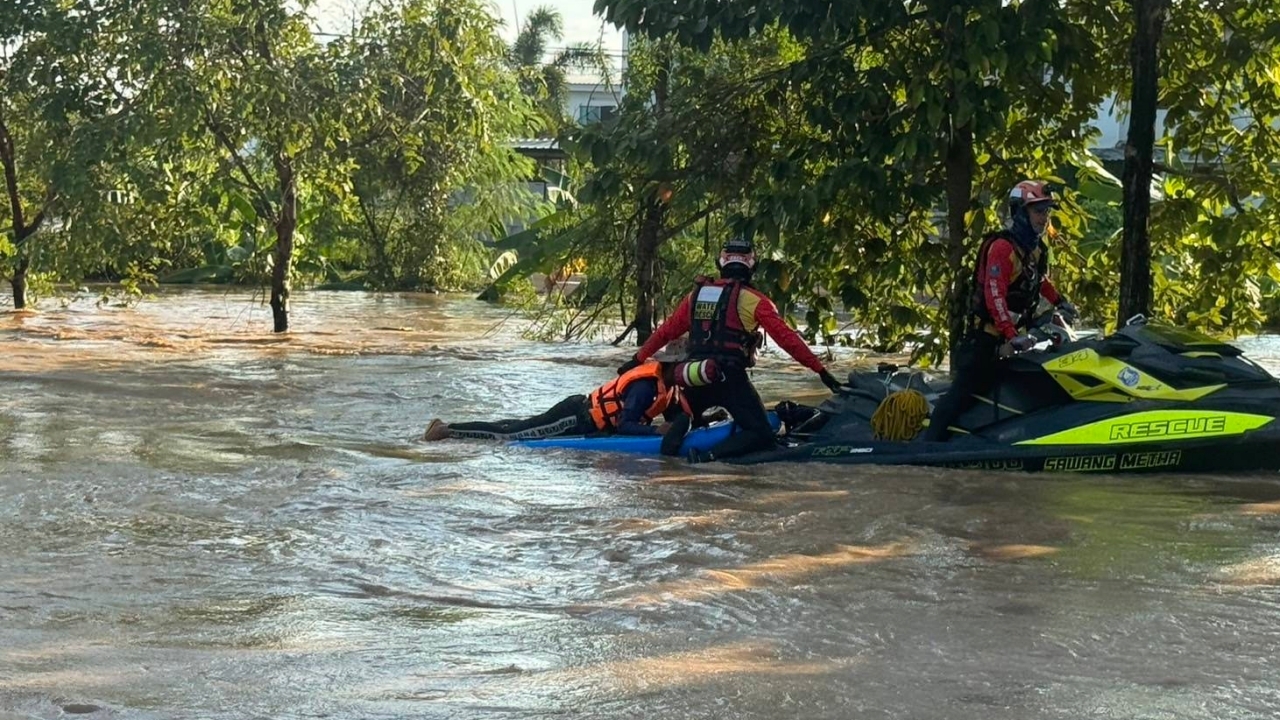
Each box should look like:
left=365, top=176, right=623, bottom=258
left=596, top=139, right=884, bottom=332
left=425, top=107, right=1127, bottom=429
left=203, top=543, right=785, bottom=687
left=618, top=235, right=844, bottom=462
left=423, top=343, right=691, bottom=442
left=924, top=180, right=1079, bottom=441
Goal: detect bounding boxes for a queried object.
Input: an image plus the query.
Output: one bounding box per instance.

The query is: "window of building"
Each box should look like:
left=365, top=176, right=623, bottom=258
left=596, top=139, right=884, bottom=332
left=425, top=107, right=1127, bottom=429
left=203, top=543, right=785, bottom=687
left=577, top=105, right=617, bottom=124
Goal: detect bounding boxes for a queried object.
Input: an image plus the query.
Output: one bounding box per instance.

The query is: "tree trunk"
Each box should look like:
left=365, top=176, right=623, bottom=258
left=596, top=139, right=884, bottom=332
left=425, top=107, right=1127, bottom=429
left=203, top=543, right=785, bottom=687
left=11, top=255, right=29, bottom=309
left=632, top=47, right=671, bottom=345
left=634, top=193, right=666, bottom=343
left=942, top=8, right=977, bottom=369
left=1118, top=0, right=1168, bottom=326
left=944, top=119, right=975, bottom=369
left=355, top=189, right=391, bottom=288
left=270, top=153, right=297, bottom=333
left=1, top=109, right=27, bottom=310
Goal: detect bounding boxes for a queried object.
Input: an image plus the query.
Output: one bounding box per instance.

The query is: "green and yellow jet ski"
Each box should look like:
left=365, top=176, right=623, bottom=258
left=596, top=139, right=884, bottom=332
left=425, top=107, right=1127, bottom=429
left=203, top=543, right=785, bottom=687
left=733, top=319, right=1280, bottom=474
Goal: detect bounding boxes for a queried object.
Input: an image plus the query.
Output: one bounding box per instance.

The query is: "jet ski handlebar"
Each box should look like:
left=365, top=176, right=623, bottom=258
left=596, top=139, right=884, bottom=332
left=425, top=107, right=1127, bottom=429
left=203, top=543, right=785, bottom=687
left=994, top=309, right=1078, bottom=359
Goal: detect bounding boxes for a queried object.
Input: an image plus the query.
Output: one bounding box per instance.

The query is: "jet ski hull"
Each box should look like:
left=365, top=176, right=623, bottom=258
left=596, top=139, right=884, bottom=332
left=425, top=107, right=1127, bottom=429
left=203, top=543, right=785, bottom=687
left=725, top=429, right=1280, bottom=474
left=730, top=323, right=1280, bottom=475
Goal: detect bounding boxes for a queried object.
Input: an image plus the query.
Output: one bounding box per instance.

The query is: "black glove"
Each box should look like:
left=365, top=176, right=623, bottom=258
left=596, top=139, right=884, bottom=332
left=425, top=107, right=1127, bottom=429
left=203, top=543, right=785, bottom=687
left=819, top=369, right=843, bottom=393
left=1000, top=334, right=1037, bottom=358
left=616, top=354, right=642, bottom=375
left=1056, top=299, right=1079, bottom=324
left=1011, top=334, right=1037, bottom=353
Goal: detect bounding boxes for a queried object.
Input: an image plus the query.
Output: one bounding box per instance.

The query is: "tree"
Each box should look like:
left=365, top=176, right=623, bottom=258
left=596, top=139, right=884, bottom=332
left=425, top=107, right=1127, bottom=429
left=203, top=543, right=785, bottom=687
left=149, top=0, right=351, bottom=332
left=507, top=6, right=607, bottom=135
left=0, top=0, right=165, bottom=307
left=479, top=33, right=762, bottom=342
left=1075, top=0, right=1280, bottom=335
left=329, top=0, right=542, bottom=291
left=1144, top=0, right=1280, bottom=334
left=629, top=43, right=672, bottom=342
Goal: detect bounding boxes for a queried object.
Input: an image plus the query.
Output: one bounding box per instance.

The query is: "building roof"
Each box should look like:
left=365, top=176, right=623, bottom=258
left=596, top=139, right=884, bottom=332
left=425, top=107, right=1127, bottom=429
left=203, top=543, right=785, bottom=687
left=508, top=138, right=568, bottom=161
left=564, top=71, right=618, bottom=85
left=509, top=138, right=560, bottom=151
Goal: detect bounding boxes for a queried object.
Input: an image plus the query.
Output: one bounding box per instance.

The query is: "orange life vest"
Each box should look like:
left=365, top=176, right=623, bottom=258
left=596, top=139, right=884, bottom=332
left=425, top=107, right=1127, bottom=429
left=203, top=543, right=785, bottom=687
left=587, top=361, right=687, bottom=431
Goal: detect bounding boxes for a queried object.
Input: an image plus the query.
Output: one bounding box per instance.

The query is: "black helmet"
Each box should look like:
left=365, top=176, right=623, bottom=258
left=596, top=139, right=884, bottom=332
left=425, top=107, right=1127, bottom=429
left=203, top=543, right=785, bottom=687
left=717, top=235, right=756, bottom=272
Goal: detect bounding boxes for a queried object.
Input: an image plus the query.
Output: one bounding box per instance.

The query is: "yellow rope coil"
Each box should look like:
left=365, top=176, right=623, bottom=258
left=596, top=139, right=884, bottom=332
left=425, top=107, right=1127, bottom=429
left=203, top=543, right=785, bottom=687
left=870, top=388, right=929, bottom=441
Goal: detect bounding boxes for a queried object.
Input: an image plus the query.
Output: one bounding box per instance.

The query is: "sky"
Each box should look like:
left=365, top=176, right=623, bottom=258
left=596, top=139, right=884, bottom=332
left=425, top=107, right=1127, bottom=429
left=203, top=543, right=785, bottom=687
left=312, top=0, right=626, bottom=56
left=490, top=0, right=625, bottom=52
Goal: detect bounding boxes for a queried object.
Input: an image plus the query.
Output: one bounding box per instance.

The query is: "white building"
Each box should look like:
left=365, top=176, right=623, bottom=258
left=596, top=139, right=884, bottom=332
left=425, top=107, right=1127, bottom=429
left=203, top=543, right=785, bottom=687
left=564, top=30, right=627, bottom=125
left=563, top=70, right=624, bottom=125
left=1089, top=97, right=1169, bottom=151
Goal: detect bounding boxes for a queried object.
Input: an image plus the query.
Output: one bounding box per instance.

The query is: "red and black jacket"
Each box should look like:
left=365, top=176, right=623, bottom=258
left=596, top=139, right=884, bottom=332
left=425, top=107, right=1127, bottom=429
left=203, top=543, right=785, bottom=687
left=969, top=231, right=1061, bottom=339
left=635, top=276, right=827, bottom=375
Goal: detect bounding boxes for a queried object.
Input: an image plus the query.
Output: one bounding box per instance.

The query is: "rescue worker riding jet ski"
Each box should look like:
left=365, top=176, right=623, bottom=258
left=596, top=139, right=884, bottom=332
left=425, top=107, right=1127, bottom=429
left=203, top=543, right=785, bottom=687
left=732, top=316, right=1280, bottom=474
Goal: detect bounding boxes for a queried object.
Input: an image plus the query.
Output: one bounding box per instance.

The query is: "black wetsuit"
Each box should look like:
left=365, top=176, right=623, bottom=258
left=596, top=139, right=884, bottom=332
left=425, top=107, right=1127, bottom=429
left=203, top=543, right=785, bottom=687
left=447, top=380, right=671, bottom=441
left=447, top=395, right=595, bottom=441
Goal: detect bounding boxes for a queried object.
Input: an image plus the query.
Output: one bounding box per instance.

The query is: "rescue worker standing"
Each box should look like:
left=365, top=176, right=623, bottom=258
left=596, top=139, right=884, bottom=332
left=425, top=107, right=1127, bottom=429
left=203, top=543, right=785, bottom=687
left=924, top=180, right=1079, bottom=441
left=618, top=235, right=844, bottom=462
left=424, top=343, right=690, bottom=442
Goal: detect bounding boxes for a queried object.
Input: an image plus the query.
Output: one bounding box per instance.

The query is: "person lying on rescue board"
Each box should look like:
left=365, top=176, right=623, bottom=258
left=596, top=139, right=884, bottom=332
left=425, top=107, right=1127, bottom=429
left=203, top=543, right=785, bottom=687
left=422, top=341, right=694, bottom=442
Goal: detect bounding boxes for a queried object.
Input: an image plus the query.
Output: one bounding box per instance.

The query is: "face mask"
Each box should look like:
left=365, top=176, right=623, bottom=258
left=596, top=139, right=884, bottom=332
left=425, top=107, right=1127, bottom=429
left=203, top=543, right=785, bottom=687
left=1010, top=210, right=1041, bottom=251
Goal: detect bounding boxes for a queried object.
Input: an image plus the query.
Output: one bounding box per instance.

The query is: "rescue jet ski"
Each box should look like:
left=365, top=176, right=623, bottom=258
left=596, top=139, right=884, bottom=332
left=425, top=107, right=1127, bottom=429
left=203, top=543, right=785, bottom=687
left=730, top=317, right=1280, bottom=474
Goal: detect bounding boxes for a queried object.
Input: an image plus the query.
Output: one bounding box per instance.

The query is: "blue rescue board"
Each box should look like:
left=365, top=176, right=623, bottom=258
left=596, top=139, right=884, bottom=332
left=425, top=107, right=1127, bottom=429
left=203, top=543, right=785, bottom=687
left=511, top=413, right=781, bottom=455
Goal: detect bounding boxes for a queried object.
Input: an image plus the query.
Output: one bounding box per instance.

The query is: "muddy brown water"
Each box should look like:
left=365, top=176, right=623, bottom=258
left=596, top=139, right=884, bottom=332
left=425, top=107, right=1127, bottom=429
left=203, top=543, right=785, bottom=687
left=2, top=288, right=1280, bottom=719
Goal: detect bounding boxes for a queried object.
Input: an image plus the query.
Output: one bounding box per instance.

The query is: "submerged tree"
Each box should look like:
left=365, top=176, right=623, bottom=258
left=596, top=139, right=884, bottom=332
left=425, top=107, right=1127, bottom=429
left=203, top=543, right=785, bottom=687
left=175, top=0, right=342, bottom=332
left=0, top=0, right=166, bottom=308
left=329, top=0, right=542, bottom=291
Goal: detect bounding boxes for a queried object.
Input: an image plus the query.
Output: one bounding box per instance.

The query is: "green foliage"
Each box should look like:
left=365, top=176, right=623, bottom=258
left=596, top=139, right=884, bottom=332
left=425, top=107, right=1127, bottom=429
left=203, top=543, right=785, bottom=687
left=481, top=34, right=769, bottom=339
left=0, top=0, right=171, bottom=304
left=1143, top=0, right=1280, bottom=336
left=5, top=0, right=1280, bottom=347
left=554, top=0, right=1280, bottom=357
left=528, top=2, right=1118, bottom=358
left=2, top=0, right=549, bottom=316
left=315, top=0, right=545, bottom=292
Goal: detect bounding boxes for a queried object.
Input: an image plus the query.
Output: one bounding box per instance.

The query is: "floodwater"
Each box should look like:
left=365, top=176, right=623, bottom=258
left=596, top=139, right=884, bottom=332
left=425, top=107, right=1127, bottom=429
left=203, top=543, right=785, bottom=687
left=2, top=288, right=1280, bottom=720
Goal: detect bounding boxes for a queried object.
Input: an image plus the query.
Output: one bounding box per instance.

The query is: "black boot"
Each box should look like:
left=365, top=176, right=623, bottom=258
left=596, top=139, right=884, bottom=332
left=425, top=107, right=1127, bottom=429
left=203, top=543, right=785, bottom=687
left=686, top=448, right=716, bottom=464
left=660, top=415, right=691, bottom=456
